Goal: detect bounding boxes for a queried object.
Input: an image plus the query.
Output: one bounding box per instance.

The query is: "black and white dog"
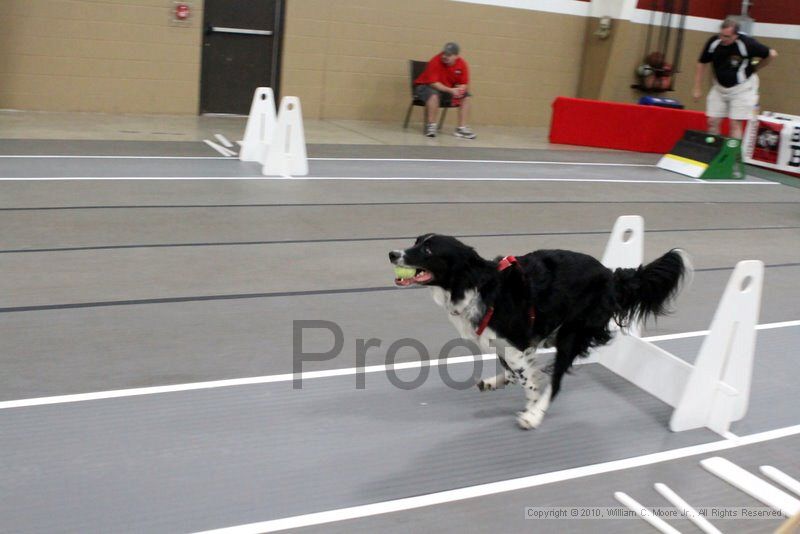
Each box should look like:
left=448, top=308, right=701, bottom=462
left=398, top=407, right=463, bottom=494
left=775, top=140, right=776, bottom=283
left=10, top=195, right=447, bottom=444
left=389, top=234, right=689, bottom=429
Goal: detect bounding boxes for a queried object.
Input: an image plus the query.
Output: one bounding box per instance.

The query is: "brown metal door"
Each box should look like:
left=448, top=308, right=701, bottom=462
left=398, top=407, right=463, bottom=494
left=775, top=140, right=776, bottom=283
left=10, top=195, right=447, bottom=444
left=200, top=0, right=283, bottom=114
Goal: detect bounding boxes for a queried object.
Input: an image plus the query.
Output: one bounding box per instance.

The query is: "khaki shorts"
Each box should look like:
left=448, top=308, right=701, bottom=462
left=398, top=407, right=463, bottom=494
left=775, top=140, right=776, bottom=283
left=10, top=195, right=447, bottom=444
left=706, top=74, right=759, bottom=121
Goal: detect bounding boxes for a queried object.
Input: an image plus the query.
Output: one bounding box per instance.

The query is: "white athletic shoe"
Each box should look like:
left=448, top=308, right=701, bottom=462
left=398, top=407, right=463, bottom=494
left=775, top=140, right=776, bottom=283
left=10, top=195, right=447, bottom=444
left=454, top=126, right=477, bottom=139
left=425, top=123, right=437, bottom=138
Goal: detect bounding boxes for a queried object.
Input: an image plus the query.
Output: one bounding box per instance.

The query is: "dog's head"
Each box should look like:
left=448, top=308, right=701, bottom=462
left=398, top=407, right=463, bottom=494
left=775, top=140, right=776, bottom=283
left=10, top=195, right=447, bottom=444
left=388, top=233, right=485, bottom=290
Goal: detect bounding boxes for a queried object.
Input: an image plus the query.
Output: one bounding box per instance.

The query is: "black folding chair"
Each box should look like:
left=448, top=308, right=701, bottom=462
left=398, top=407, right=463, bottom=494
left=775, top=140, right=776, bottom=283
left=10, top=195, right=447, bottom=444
left=402, top=60, right=454, bottom=131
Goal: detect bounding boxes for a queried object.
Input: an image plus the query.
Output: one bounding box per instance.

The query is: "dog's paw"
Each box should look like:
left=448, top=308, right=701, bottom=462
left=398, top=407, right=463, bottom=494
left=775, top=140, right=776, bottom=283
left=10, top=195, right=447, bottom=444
left=516, top=409, right=545, bottom=430
left=477, top=377, right=501, bottom=391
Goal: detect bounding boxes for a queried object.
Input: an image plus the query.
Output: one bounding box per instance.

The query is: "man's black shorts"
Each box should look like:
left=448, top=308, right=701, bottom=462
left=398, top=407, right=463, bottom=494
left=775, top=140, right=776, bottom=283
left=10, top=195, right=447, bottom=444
left=413, top=84, right=470, bottom=107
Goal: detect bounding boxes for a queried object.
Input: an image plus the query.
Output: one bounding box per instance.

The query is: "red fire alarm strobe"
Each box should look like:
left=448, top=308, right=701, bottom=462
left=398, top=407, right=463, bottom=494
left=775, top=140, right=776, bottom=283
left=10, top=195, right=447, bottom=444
left=174, top=2, right=190, bottom=21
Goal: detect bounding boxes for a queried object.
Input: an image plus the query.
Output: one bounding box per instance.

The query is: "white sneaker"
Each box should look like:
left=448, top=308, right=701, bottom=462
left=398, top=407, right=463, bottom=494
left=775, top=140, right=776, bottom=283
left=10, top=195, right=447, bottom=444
left=425, top=123, right=437, bottom=138
left=454, top=126, right=476, bottom=139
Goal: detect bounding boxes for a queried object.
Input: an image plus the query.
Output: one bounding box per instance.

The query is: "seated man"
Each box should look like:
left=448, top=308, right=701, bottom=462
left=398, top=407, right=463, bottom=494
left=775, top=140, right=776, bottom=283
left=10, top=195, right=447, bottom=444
left=414, top=42, right=476, bottom=139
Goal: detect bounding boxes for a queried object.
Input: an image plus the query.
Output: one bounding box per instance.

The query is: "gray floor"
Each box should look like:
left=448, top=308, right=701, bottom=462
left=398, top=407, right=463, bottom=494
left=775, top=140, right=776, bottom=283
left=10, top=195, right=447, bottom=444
left=302, top=435, right=800, bottom=534
left=1, top=141, right=799, bottom=533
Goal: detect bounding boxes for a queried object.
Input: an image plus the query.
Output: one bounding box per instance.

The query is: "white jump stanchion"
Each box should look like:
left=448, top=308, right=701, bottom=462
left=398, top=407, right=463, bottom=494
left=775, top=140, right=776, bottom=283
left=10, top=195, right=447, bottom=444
left=263, top=96, right=308, bottom=177
left=670, top=259, right=763, bottom=434
left=601, top=215, right=645, bottom=337
left=239, top=87, right=277, bottom=163
left=590, top=215, right=763, bottom=436
left=602, top=215, right=645, bottom=270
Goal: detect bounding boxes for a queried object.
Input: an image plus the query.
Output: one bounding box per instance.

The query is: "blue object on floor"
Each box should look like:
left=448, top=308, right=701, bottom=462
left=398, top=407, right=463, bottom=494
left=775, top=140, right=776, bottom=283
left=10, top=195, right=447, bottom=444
left=638, top=96, right=684, bottom=109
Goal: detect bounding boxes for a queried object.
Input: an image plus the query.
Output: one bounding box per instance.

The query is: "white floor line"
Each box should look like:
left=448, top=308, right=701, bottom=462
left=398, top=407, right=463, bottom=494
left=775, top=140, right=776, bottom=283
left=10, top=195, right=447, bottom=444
left=203, top=140, right=236, bottom=157
left=214, top=134, right=234, bottom=148
left=0, top=155, right=231, bottom=159
left=308, top=157, right=656, bottom=166
left=0, top=176, right=269, bottom=181
left=654, top=483, right=722, bottom=534
left=0, top=319, right=796, bottom=410
left=194, top=424, right=800, bottom=534
left=646, top=319, right=800, bottom=344
left=760, top=466, right=800, bottom=497
left=701, top=457, right=800, bottom=517
left=0, top=155, right=652, bottom=165
left=266, top=176, right=774, bottom=185
left=614, top=491, right=681, bottom=534
left=754, top=319, right=800, bottom=330
left=0, top=176, right=776, bottom=184
left=0, top=354, right=497, bottom=410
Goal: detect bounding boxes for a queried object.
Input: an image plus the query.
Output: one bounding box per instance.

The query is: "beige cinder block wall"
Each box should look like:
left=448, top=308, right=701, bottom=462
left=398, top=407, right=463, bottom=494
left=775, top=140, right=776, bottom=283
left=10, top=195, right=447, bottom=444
left=281, top=0, right=588, bottom=126
left=580, top=19, right=799, bottom=115
left=0, top=0, right=202, bottom=114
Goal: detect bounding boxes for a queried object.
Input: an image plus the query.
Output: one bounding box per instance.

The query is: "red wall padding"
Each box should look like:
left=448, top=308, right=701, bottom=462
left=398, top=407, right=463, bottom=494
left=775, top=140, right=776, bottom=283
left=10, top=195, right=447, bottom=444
left=634, top=0, right=800, bottom=25
left=549, top=97, right=730, bottom=153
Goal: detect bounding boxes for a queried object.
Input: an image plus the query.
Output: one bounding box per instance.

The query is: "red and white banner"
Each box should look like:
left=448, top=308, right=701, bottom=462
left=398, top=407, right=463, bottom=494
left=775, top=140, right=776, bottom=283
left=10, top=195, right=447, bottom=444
left=743, top=112, right=800, bottom=175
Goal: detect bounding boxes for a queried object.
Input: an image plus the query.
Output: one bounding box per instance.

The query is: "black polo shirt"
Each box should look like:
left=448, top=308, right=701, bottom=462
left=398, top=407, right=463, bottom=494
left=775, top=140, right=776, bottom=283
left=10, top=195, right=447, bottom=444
left=699, top=34, right=770, bottom=88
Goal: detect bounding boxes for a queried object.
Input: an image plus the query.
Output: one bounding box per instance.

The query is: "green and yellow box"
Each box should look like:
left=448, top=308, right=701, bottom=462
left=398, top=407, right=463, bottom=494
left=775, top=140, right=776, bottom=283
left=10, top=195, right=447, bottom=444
left=657, top=130, right=745, bottom=179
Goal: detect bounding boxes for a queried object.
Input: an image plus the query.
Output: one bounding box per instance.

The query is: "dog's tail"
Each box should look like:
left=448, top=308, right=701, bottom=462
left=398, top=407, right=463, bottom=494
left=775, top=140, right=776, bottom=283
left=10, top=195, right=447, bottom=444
left=612, top=249, right=692, bottom=327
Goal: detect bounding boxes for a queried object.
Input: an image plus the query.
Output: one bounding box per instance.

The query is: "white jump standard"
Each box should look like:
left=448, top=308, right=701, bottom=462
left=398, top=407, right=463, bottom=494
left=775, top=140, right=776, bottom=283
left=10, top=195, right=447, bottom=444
left=239, top=87, right=308, bottom=177
left=263, top=96, right=308, bottom=177
left=592, top=215, right=763, bottom=436
left=239, top=87, right=277, bottom=164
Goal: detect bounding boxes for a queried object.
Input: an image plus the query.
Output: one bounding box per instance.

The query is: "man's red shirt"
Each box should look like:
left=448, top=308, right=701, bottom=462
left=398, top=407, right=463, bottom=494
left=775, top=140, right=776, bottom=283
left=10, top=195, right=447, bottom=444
left=414, top=53, right=470, bottom=88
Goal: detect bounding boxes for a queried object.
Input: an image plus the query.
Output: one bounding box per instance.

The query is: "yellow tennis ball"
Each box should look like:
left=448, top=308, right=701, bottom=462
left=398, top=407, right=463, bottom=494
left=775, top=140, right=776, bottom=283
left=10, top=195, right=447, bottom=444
left=394, top=266, right=416, bottom=279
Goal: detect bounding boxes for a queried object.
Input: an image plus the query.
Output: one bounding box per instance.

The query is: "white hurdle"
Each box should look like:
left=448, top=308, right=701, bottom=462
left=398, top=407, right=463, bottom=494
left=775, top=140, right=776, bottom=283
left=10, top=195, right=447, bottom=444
left=239, top=87, right=277, bottom=163
left=591, top=215, right=764, bottom=436
left=262, top=96, right=308, bottom=177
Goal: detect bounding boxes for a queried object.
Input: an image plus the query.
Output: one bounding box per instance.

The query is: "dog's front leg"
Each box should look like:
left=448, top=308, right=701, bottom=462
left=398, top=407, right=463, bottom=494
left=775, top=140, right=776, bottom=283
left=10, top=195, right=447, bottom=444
left=503, top=347, right=549, bottom=429
left=517, top=384, right=552, bottom=430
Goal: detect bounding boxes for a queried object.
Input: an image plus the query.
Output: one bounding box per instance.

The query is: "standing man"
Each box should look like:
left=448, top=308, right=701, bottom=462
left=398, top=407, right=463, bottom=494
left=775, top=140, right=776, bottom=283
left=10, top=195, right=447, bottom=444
left=693, top=18, right=777, bottom=139
left=414, top=42, right=476, bottom=139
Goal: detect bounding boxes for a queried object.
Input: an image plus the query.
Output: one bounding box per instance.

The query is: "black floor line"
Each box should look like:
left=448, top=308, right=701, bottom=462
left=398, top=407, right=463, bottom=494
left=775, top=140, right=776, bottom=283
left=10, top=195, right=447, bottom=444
left=1, top=263, right=798, bottom=314
left=2, top=225, right=799, bottom=255
left=1, top=200, right=799, bottom=211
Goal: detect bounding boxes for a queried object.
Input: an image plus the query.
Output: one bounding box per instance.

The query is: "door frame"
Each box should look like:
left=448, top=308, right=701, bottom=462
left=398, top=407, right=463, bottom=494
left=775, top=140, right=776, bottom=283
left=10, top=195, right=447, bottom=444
left=198, top=0, right=286, bottom=115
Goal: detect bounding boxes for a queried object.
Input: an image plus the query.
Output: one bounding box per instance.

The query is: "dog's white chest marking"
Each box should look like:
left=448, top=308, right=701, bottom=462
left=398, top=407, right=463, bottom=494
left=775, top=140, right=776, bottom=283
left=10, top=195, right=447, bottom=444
left=430, top=287, right=497, bottom=351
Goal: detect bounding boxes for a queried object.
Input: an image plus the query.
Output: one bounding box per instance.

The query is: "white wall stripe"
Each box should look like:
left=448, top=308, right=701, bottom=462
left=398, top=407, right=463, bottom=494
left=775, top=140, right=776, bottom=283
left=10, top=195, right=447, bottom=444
left=750, top=22, right=800, bottom=41
left=448, top=1, right=800, bottom=40
left=630, top=10, right=800, bottom=40
left=195, top=424, right=800, bottom=533
left=451, top=0, right=590, bottom=17
left=0, top=320, right=796, bottom=411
